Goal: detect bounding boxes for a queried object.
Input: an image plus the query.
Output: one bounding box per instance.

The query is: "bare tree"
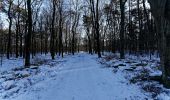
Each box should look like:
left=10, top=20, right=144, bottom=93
left=58, top=0, right=64, bottom=57
left=119, top=0, right=127, bottom=59
left=25, top=0, right=32, bottom=67
left=7, top=0, right=14, bottom=59
left=50, top=0, right=56, bottom=59
left=89, top=0, right=101, bottom=57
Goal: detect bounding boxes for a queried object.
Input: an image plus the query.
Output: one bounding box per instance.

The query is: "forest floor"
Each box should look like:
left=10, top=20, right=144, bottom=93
left=0, top=52, right=170, bottom=100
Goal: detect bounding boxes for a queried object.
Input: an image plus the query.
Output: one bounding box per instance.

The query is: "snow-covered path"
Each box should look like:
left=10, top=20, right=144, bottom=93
left=11, top=53, right=148, bottom=100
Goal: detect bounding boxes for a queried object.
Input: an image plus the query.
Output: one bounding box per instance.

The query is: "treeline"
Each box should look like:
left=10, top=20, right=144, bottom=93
left=0, top=0, right=84, bottom=66
left=0, top=0, right=158, bottom=64
left=83, top=0, right=157, bottom=58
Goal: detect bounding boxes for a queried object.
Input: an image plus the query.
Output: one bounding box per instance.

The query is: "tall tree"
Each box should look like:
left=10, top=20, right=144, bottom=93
left=25, top=0, right=32, bottom=67
left=15, top=0, right=23, bottom=58
left=119, top=0, right=127, bottom=59
left=50, top=0, right=56, bottom=60
left=148, top=0, right=170, bottom=88
left=58, top=0, right=64, bottom=57
left=7, top=0, right=14, bottom=59
left=89, top=0, right=101, bottom=58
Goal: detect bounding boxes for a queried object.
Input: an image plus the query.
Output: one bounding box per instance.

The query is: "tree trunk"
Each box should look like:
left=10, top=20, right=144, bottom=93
left=87, top=27, right=92, bottom=54
left=119, top=0, right=126, bottom=59
left=50, top=0, right=56, bottom=60
left=148, top=0, right=170, bottom=88
left=25, top=0, right=32, bottom=67
left=95, top=0, right=101, bottom=58
left=19, top=31, right=23, bottom=57
left=16, top=23, right=19, bottom=58
left=59, top=3, right=63, bottom=57
left=7, top=1, right=12, bottom=59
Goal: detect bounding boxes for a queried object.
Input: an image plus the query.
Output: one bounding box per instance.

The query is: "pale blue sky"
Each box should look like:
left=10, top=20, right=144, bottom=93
left=0, top=0, right=150, bottom=29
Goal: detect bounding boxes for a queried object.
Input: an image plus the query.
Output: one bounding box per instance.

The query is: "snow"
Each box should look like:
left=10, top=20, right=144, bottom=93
left=0, top=58, right=24, bottom=72
left=0, top=52, right=170, bottom=100
left=157, top=93, right=170, bottom=100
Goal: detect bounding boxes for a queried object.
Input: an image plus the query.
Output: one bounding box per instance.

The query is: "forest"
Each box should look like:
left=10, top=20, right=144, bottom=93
left=0, top=0, right=170, bottom=99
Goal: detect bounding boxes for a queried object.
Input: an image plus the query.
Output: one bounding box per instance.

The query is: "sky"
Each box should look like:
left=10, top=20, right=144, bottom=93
left=0, top=13, right=8, bottom=29
left=0, top=0, right=150, bottom=29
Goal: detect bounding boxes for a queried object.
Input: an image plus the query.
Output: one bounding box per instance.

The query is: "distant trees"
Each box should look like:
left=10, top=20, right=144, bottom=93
left=15, top=0, right=23, bottom=58
left=70, top=0, right=80, bottom=55
left=0, top=20, right=4, bottom=65
left=0, top=0, right=167, bottom=74
left=81, top=0, right=158, bottom=58
left=83, top=15, right=92, bottom=54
